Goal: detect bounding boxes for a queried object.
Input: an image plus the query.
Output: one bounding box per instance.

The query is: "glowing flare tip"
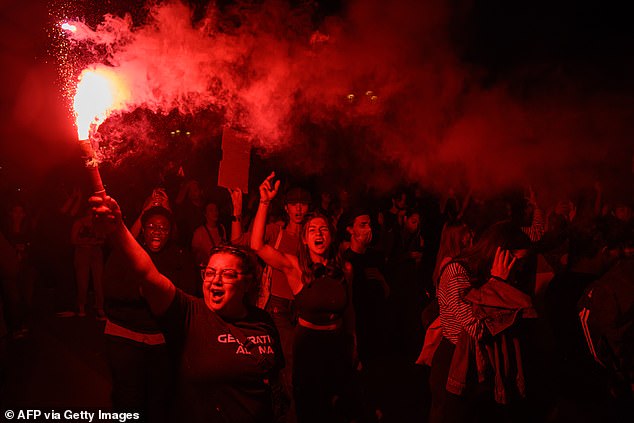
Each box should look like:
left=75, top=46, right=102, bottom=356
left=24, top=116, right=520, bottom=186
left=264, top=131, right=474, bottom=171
left=61, top=22, right=77, bottom=32
left=73, top=67, right=129, bottom=140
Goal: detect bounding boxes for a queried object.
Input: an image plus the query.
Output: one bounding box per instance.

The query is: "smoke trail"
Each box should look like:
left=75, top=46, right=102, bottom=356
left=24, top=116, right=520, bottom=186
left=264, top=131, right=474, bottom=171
left=48, top=0, right=633, bottom=199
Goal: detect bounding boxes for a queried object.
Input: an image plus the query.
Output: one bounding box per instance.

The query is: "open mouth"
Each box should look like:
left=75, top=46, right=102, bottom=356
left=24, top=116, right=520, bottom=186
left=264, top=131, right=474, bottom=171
left=210, top=289, right=225, bottom=304
left=314, top=239, right=324, bottom=247
left=148, top=237, right=163, bottom=249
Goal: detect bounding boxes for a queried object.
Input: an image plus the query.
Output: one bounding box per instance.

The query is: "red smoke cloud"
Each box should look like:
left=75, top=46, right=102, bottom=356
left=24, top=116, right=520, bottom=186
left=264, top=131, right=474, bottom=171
left=6, top=0, right=631, bottom=199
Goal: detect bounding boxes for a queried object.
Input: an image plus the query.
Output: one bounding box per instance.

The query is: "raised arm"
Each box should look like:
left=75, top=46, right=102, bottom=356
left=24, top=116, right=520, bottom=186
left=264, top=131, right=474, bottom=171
left=229, top=188, right=244, bottom=244
left=91, top=195, right=176, bottom=315
left=438, top=247, right=518, bottom=343
left=250, top=173, right=294, bottom=273
left=130, top=189, right=171, bottom=238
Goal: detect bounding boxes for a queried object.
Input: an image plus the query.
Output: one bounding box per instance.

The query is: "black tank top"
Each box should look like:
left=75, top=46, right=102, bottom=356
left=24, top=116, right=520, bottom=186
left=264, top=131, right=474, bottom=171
left=295, top=272, right=348, bottom=326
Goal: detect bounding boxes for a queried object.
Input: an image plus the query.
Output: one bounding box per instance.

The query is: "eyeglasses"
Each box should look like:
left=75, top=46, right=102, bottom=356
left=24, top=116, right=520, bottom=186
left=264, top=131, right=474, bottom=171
left=145, top=224, right=170, bottom=234
left=201, top=267, right=246, bottom=283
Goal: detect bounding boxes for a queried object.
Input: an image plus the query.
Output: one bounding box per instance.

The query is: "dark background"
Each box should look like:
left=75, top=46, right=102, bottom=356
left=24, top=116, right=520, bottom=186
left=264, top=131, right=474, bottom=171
left=1, top=0, right=632, bottom=207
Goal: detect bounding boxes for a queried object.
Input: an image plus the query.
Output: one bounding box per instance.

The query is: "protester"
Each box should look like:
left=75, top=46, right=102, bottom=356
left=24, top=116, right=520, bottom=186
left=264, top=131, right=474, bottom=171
left=71, top=206, right=106, bottom=318
left=342, top=208, right=391, bottom=420
left=429, top=221, right=536, bottom=423
left=191, top=201, right=227, bottom=267
left=1, top=203, right=36, bottom=337
left=174, top=180, right=205, bottom=249
left=103, top=205, right=198, bottom=422
left=251, top=173, right=372, bottom=423
left=92, top=195, right=284, bottom=423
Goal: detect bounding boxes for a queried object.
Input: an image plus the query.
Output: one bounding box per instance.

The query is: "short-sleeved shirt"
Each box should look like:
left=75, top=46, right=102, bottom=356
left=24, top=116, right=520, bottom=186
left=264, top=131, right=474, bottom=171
left=160, top=289, right=284, bottom=423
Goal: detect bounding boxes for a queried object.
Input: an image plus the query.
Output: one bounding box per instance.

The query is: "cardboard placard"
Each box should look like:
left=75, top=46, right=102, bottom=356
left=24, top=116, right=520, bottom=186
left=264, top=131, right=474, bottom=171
left=218, top=127, right=251, bottom=193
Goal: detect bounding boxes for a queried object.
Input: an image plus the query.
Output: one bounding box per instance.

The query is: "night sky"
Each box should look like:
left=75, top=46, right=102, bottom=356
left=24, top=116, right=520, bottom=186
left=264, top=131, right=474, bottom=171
left=1, top=0, right=632, bottom=202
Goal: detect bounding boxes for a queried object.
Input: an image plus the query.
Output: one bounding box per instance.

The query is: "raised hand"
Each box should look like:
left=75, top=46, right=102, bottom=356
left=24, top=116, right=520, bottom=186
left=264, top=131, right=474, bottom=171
left=259, top=172, right=280, bottom=204
left=229, top=188, right=243, bottom=216
left=90, top=195, right=123, bottom=233
left=490, top=247, right=517, bottom=282
left=143, top=188, right=170, bottom=212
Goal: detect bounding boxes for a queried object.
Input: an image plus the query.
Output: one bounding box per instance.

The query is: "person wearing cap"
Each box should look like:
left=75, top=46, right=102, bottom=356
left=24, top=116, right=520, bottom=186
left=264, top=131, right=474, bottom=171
left=102, top=204, right=198, bottom=422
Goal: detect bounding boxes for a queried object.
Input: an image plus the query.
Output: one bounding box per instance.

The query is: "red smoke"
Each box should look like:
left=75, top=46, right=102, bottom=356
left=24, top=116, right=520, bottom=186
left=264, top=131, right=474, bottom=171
left=9, top=0, right=631, bottom=200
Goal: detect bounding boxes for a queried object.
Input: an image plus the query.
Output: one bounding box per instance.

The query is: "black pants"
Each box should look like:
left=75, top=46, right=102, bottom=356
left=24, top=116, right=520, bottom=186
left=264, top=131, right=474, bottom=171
left=294, top=326, right=375, bottom=423
left=266, top=296, right=297, bottom=422
left=429, top=337, right=530, bottom=423
left=429, top=337, right=492, bottom=423
left=105, top=335, right=173, bottom=423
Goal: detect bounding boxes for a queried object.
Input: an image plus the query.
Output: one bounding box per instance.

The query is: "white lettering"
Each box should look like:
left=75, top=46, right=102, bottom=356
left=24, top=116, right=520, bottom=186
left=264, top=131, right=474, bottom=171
left=218, top=333, right=238, bottom=343
left=19, top=410, right=43, bottom=419
left=236, top=345, right=252, bottom=354
left=247, top=335, right=272, bottom=344
left=62, top=410, right=94, bottom=421
left=99, top=411, right=140, bottom=421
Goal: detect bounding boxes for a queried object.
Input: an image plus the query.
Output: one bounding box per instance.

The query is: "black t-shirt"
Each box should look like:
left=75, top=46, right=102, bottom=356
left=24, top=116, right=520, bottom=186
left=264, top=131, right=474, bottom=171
left=160, top=289, right=284, bottom=423
left=104, top=242, right=198, bottom=333
left=343, top=248, right=390, bottom=361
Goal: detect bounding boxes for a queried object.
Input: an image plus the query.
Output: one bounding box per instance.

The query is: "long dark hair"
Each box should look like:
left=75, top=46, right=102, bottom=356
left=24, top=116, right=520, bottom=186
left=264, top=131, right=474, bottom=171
left=454, top=221, right=531, bottom=287
left=433, top=221, right=472, bottom=284
left=297, top=212, right=342, bottom=285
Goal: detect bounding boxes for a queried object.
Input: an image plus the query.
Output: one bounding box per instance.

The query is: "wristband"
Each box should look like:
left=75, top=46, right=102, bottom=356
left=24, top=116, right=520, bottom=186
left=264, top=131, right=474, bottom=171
left=490, top=275, right=507, bottom=283
left=260, top=200, right=270, bottom=205
left=231, top=215, right=242, bottom=222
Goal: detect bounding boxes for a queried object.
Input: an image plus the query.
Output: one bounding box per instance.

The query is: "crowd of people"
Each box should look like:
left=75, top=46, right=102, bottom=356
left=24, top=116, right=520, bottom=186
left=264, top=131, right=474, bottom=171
left=0, top=169, right=632, bottom=423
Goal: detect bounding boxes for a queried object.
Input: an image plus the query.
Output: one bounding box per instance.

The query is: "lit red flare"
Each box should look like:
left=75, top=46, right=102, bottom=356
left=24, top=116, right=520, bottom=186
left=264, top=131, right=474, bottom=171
left=73, top=66, right=130, bottom=140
